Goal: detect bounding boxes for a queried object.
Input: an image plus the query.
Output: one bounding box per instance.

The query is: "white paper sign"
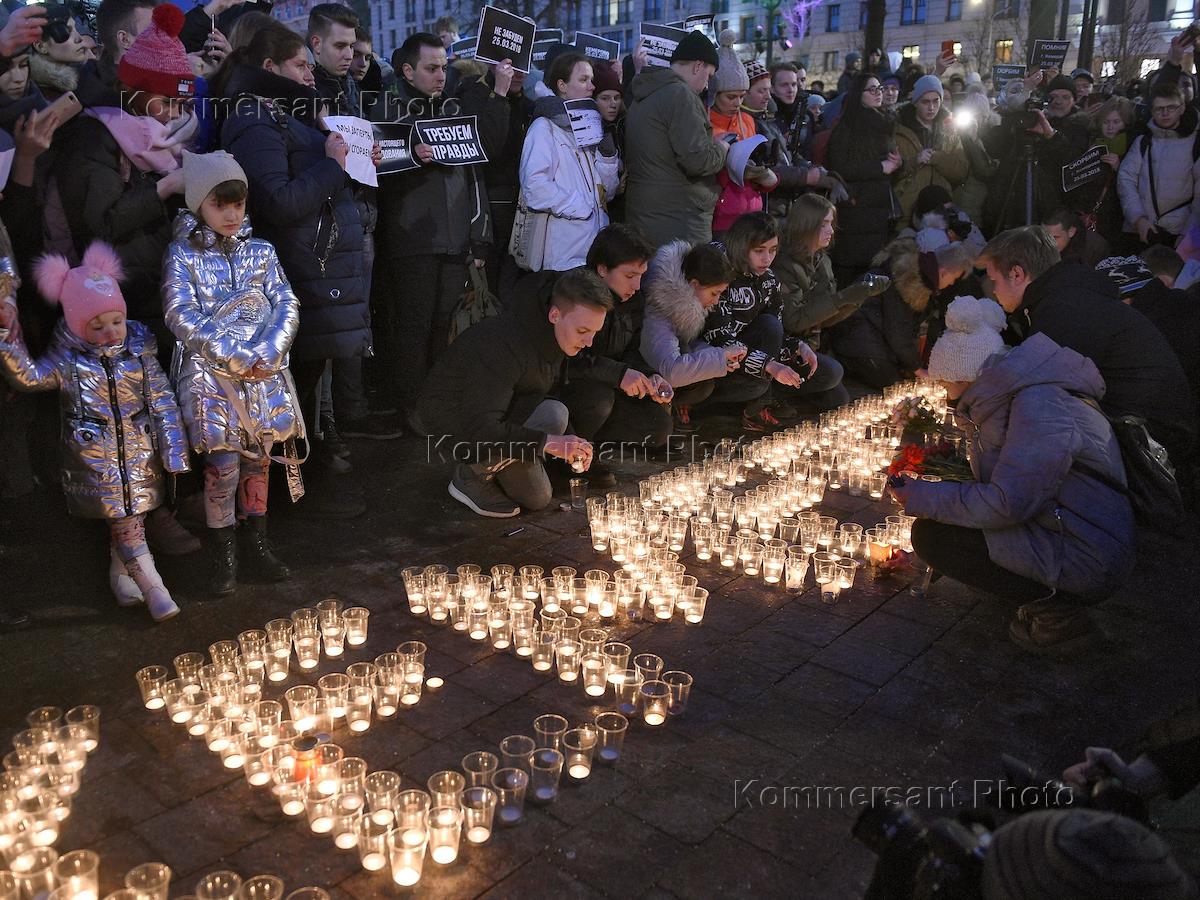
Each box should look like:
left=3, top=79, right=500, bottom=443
left=564, top=98, right=604, bottom=148
left=324, top=115, right=378, bottom=187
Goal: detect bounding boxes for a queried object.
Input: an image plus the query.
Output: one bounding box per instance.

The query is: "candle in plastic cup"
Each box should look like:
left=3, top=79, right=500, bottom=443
left=362, top=852, right=386, bottom=871
left=568, top=764, right=590, bottom=780
left=644, top=711, right=665, bottom=726
left=467, top=826, right=490, bottom=843
left=393, top=867, right=420, bottom=887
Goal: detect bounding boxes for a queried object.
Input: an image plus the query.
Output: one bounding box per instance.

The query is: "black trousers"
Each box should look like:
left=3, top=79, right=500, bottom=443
left=387, top=254, right=467, bottom=413
left=559, top=378, right=672, bottom=448
left=840, top=355, right=906, bottom=391
left=909, top=518, right=1050, bottom=602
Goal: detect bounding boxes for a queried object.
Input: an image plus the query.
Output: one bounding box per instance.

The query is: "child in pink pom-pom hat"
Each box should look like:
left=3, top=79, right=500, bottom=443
left=0, top=242, right=191, bottom=622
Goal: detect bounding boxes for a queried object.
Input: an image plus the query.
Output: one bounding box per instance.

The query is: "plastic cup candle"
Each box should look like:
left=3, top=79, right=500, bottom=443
left=343, top=607, right=369, bottom=645
left=533, top=714, right=568, bottom=752
left=562, top=726, right=597, bottom=781
left=640, top=680, right=670, bottom=726
left=388, top=828, right=427, bottom=887
left=684, top=588, right=708, bottom=624
left=528, top=748, right=563, bottom=803
left=427, top=805, right=463, bottom=864
left=555, top=640, right=581, bottom=682
left=461, top=786, right=497, bottom=844
left=491, top=768, right=528, bottom=826
left=594, top=712, right=628, bottom=764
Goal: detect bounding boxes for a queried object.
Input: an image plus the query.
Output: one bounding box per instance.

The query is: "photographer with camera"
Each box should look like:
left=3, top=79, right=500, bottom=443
left=984, top=73, right=1091, bottom=233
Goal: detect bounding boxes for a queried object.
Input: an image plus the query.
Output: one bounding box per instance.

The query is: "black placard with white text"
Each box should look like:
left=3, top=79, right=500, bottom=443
left=640, top=22, right=688, bottom=68
left=1028, top=39, right=1070, bottom=71
left=372, top=122, right=419, bottom=175
left=474, top=6, right=536, bottom=72
left=1062, top=145, right=1106, bottom=193
left=573, top=31, right=620, bottom=62
left=450, top=36, right=477, bottom=59
left=992, top=63, right=1026, bottom=91
left=415, top=116, right=489, bottom=166
left=531, top=39, right=557, bottom=67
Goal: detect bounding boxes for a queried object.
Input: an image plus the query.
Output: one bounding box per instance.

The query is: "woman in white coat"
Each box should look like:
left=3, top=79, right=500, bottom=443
left=518, top=51, right=621, bottom=271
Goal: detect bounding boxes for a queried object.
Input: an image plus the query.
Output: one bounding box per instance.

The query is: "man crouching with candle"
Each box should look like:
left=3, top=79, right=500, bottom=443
left=419, top=268, right=612, bottom=518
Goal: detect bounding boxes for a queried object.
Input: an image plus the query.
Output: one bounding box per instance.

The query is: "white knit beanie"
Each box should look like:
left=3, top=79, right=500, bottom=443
left=709, top=29, right=749, bottom=95
left=927, top=296, right=1008, bottom=383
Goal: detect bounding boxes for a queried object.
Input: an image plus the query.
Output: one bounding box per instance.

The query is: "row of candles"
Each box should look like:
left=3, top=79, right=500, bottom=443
left=2, top=705, right=101, bottom=886
left=1, top=854, right=333, bottom=900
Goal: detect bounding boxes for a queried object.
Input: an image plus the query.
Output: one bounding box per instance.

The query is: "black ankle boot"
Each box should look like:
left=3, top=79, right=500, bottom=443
left=238, top=517, right=291, bottom=582
left=207, top=525, right=238, bottom=597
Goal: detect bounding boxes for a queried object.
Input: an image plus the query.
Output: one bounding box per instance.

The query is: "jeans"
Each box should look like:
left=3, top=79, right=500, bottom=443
left=559, top=378, right=672, bottom=449
left=473, top=399, right=569, bottom=512
left=910, top=518, right=1051, bottom=602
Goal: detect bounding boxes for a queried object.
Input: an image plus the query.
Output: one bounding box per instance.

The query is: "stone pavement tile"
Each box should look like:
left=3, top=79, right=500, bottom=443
left=809, top=636, right=913, bottom=688
left=544, top=764, right=634, bottom=827
left=804, top=841, right=877, bottom=898
left=396, top=729, right=488, bottom=785
left=658, top=688, right=735, bottom=741
left=85, top=829, right=160, bottom=898
left=629, top=625, right=726, bottom=671
left=464, top=697, right=553, bottom=748
left=74, top=716, right=159, bottom=781
left=116, top=736, right=243, bottom=810
left=726, top=576, right=798, bottom=611
left=685, top=650, right=776, bottom=705
left=133, top=779, right=276, bottom=873
left=771, top=663, right=878, bottom=719
left=673, top=724, right=797, bottom=784
left=729, top=622, right=823, bottom=675
left=822, top=708, right=945, bottom=777
left=765, top=602, right=856, bottom=647
left=615, top=725, right=692, bottom=780
left=680, top=560, right=744, bottom=596
left=881, top=590, right=977, bottom=629
left=59, top=767, right=169, bottom=848
left=477, top=857, right=606, bottom=899
left=448, top=652, right=551, bottom=706
left=336, top=720, right=431, bottom=773
left=899, top=644, right=1009, bottom=693
left=412, top=624, right=499, bottom=666
left=539, top=530, right=604, bottom=566
left=396, top=682, right=496, bottom=741
left=729, top=690, right=843, bottom=757
left=226, top=821, right=363, bottom=889
left=614, top=764, right=734, bottom=845
left=855, top=674, right=981, bottom=733
left=456, top=805, right=562, bottom=883
left=846, top=611, right=945, bottom=656
left=657, top=831, right=807, bottom=896
left=722, top=793, right=854, bottom=877
left=551, top=805, right=685, bottom=897
left=792, top=589, right=885, bottom=624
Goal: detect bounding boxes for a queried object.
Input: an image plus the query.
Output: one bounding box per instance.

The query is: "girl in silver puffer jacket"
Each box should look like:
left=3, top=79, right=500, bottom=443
left=0, top=243, right=190, bottom=623
left=164, top=151, right=303, bottom=597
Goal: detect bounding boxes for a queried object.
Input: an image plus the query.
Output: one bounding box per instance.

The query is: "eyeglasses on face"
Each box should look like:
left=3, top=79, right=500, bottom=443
left=862, top=85, right=883, bottom=95
left=1152, top=103, right=1183, bottom=115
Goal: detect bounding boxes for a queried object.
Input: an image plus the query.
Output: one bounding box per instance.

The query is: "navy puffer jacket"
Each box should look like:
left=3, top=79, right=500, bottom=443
left=219, top=65, right=370, bottom=362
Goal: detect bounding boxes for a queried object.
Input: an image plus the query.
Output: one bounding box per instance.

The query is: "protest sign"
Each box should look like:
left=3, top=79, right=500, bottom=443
left=534, top=28, right=563, bottom=43
left=992, top=63, right=1026, bottom=91
left=1062, top=145, right=1106, bottom=193
left=684, top=13, right=716, bottom=40
left=573, top=31, right=620, bottom=62
left=640, top=22, right=687, bottom=68
left=531, top=39, right=557, bottom=67
left=564, top=98, right=604, bottom=148
left=415, top=116, right=489, bottom=166
left=323, top=115, right=378, bottom=187
left=1028, top=39, right=1070, bottom=71
left=372, top=122, right=419, bottom=175
left=450, top=35, right=476, bottom=59
left=474, top=6, right=536, bottom=72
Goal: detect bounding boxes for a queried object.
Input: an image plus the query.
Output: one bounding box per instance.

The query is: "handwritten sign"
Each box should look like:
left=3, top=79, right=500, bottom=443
left=573, top=31, right=620, bottom=62
left=414, top=115, right=489, bottom=166
left=371, top=122, right=419, bottom=175
left=474, top=6, right=536, bottom=72
left=564, top=97, right=604, bottom=148
left=1062, top=145, right=1107, bottom=193
left=450, top=35, right=477, bottom=59
left=992, top=63, right=1026, bottom=91
left=1029, top=39, right=1070, bottom=71
left=640, top=22, right=687, bottom=68
left=323, top=115, right=378, bottom=187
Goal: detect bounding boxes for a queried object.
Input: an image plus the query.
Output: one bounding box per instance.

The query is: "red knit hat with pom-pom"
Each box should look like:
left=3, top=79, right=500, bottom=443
left=117, top=4, right=196, bottom=100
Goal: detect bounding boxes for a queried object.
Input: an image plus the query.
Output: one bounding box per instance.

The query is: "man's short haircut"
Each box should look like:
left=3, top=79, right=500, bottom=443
left=586, top=225, right=654, bottom=271
left=769, top=61, right=798, bottom=84
left=96, top=0, right=158, bottom=60
left=1042, top=208, right=1085, bottom=232
left=433, top=15, right=459, bottom=34
left=551, top=267, right=615, bottom=313
left=394, top=32, right=444, bottom=73
left=1141, top=244, right=1185, bottom=280
left=978, top=226, right=1061, bottom=280
left=682, top=243, right=736, bottom=286
left=308, top=3, right=358, bottom=40
left=1151, top=81, right=1185, bottom=105
left=933, top=241, right=975, bottom=276
left=354, top=27, right=371, bottom=44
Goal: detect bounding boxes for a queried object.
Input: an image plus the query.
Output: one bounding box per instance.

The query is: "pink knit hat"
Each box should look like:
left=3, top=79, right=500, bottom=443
left=117, top=4, right=196, bottom=100
left=35, top=244, right=126, bottom=341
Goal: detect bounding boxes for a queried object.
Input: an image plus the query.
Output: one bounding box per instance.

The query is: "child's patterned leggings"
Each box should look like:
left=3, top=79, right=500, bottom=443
left=204, top=451, right=270, bottom=528
left=110, top=513, right=148, bottom=562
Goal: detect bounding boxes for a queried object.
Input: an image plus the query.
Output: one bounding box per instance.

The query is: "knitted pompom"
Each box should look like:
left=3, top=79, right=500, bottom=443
left=944, top=296, right=1006, bottom=334
left=718, top=28, right=738, bottom=48
left=151, top=2, right=185, bottom=39
left=33, top=253, right=71, bottom=305
left=80, top=242, right=125, bottom=283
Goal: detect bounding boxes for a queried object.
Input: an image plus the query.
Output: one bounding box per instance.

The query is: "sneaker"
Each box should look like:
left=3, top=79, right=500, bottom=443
left=741, top=405, right=782, bottom=433
left=340, top=415, right=404, bottom=440
left=145, top=507, right=202, bottom=556
left=586, top=463, right=617, bottom=489
left=1008, top=596, right=1098, bottom=652
left=319, top=415, right=351, bottom=459
left=448, top=464, right=520, bottom=518
left=314, top=437, right=353, bottom=474
left=673, top=404, right=698, bottom=435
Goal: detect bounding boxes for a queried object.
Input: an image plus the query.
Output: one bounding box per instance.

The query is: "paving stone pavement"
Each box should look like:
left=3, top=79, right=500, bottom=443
left=2, top=421, right=1198, bottom=898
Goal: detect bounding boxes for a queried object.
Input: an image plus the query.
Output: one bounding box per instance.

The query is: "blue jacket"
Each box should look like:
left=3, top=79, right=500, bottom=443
left=220, top=65, right=369, bottom=362
left=900, top=334, right=1136, bottom=600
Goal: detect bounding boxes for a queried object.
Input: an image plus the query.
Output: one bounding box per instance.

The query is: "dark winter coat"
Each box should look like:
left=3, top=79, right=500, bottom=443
left=902, top=335, right=1135, bottom=599
left=984, top=109, right=1090, bottom=233
left=454, top=71, right=532, bottom=204
left=418, top=284, right=566, bottom=463
left=1011, top=261, right=1198, bottom=465
left=893, top=103, right=968, bottom=222
left=220, top=65, right=369, bottom=362
left=1127, top=279, right=1200, bottom=406
left=701, top=268, right=783, bottom=379
left=828, top=236, right=929, bottom=374
left=825, top=107, right=898, bottom=275
left=772, top=94, right=816, bottom=162
left=376, top=77, right=490, bottom=260
left=775, top=246, right=869, bottom=341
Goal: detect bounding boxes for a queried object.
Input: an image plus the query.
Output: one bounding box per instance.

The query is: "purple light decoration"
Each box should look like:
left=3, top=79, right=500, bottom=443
left=782, top=0, right=827, bottom=38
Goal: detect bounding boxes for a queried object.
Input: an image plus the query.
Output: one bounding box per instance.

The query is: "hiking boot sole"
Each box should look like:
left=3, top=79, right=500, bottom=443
left=448, top=481, right=520, bottom=518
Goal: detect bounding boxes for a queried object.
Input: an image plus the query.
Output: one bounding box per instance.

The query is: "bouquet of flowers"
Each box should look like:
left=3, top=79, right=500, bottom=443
left=890, top=396, right=940, bottom=436
left=888, top=441, right=974, bottom=482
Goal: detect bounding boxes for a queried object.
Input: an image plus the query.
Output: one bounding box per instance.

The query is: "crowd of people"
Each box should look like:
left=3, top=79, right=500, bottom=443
left=0, top=2, right=1198, bottom=642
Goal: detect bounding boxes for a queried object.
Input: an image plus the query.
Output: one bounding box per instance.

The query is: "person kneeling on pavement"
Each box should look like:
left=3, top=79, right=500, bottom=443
left=419, top=268, right=612, bottom=518
left=889, top=296, right=1136, bottom=651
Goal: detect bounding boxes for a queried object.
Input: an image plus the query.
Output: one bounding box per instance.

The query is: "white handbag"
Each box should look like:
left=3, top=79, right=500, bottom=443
left=508, top=196, right=552, bottom=272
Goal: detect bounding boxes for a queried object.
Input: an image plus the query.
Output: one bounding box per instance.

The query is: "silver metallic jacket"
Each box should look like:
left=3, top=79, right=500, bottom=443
left=0, top=320, right=190, bottom=520
left=163, top=213, right=304, bottom=456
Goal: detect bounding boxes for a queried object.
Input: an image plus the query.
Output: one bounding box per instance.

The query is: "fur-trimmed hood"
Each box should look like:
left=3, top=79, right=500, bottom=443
left=28, top=53, right=79, bottom=94
left=871, top=236, right=931, bottom=313
left=643, top=240, right=710, bottom=344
